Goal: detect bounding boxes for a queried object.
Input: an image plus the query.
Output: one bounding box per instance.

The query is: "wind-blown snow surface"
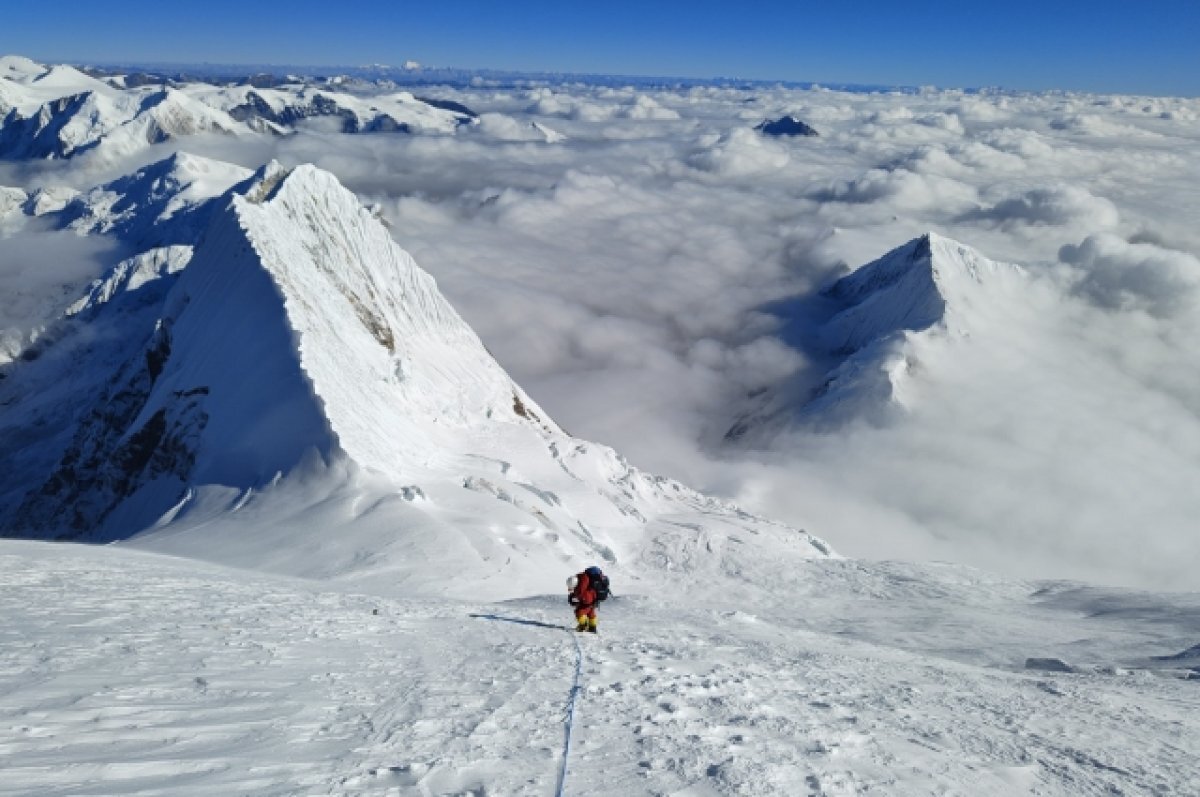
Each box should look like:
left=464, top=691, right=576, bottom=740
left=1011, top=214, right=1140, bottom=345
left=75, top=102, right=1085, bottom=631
left=3, top=540, right=1198, bottom=796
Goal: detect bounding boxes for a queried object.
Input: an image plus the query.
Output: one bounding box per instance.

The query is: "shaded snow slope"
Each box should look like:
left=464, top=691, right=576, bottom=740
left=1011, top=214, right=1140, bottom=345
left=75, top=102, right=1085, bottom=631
left=230, top=163, right=562, bottom=476
left=2, top=540, right=1197, bottom=796
left=0, top=158, right=830, bottom=598
left=822, top=232, right=1027, bottom=352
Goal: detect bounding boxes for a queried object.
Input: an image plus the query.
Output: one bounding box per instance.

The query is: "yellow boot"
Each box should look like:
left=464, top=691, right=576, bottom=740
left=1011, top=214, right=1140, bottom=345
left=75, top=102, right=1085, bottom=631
left=586, top=616, right=598, bottom=634
left=575, top=616, right=589, bottom=632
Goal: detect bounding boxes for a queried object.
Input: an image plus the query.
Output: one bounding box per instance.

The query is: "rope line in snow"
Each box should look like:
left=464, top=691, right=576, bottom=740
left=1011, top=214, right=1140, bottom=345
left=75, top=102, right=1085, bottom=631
left=554, top=629, right=584, bottom=797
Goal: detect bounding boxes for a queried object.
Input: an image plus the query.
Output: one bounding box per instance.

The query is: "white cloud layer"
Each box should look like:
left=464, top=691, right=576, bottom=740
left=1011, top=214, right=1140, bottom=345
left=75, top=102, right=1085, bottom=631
left=0, top=219, right=124, bottom=363
left=5, top=80, right=1200, bottom=590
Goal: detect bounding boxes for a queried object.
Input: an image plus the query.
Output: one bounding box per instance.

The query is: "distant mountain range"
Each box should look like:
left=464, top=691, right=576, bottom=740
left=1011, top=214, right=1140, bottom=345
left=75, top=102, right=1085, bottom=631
left=0, top=55, right=473, bottom=163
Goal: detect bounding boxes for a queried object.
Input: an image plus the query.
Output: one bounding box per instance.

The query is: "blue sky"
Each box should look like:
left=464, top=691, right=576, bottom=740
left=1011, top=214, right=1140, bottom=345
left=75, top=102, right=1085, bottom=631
left=3, top=0, right=1198, bottom=96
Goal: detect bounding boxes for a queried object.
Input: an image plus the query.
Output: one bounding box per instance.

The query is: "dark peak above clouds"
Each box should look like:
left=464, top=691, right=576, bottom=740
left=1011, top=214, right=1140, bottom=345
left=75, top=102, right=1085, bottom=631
left=756, top=115, right=819, bottom=137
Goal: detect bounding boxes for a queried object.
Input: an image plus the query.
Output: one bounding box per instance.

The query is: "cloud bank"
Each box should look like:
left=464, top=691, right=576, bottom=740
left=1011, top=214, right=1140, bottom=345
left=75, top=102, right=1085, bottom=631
left=5, top=77, right=1200, bottom=590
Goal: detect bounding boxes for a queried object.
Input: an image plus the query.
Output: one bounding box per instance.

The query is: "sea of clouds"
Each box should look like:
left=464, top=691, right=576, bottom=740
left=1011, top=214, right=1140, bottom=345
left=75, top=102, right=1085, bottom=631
left=4, top=79, right=1200, bottom=590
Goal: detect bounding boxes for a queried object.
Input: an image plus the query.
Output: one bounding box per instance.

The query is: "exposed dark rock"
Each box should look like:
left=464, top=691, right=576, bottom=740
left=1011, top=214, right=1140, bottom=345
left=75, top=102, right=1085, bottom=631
left=755, top=115, right=819, bottom=137
left=415, top=96, right=478, bottom=118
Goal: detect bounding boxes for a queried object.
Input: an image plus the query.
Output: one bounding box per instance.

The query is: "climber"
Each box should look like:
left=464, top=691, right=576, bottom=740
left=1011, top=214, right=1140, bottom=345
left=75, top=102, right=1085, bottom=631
left=567, top=565, right=609, bottom=633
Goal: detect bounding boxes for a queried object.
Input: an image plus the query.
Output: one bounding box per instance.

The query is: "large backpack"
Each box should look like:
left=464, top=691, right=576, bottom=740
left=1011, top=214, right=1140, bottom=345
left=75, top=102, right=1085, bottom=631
left=589, top=571, right=610, bottom=602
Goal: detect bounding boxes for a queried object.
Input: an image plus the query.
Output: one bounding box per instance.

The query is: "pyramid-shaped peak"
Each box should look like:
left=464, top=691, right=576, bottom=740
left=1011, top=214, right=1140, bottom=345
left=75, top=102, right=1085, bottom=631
left=4, top=155, right=834, bottom=588
left=823, top=233, right=1023, bottom=354
left=755, top=115, right=818, bottom=137
left=214, top=162, right=561, bottom=476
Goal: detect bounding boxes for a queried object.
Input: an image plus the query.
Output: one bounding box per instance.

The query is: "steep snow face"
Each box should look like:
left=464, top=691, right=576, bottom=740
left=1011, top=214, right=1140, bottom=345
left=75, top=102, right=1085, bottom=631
left=730, top=233, right=1030, bottom=435
left=134, top=164, right=831, bottom=594
left=230, top=163, right=558, bottom=477
left=821, top=234, right=946, bottom=354
left=0, top=245, right=193, bottom=527
left=822, top=232, right=1027, bottom=353
left=2, top=160, right=831, bottom=593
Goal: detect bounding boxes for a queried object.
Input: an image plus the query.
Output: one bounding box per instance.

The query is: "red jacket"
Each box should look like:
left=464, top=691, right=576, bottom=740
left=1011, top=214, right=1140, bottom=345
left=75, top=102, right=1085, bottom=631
left=571, top=572, right=597, bottom=607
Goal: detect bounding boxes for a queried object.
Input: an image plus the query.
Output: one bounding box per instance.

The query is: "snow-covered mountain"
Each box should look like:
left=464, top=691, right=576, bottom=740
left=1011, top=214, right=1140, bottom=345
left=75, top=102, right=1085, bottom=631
left=187, top=83, right=475, bottom=134
left=0, top=154, right=830, bottom=598
left=728, top=232, right=1030, bottom=437
left=58, top=151, right=252, bottom=244
left=0, top=83, right=245, bottom=161
left=755, top=114, right=819, bottom=137
left=0, top=55, right=474, bottom=163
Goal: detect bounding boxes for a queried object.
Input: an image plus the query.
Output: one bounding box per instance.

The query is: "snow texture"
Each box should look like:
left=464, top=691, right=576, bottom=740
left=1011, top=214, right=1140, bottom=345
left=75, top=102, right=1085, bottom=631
left=1, top=541, right=1196, bottom=796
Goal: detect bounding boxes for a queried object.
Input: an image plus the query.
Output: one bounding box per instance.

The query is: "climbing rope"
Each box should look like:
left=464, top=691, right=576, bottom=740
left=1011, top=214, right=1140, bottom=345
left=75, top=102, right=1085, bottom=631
left=554, top=629, right=584, bottom=797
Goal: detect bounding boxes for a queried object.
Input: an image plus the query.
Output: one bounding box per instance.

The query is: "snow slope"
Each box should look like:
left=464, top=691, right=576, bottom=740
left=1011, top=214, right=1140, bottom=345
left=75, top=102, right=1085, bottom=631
left=2, top=540, right=1196, bottom=796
